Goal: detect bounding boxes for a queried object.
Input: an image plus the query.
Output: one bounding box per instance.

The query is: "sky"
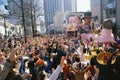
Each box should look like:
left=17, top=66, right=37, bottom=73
left=0, top=0, right=91, bottom=14
left=77, top=0, right=90, bottom=12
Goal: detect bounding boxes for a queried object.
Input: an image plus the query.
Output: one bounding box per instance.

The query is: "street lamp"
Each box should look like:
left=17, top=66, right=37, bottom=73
left=3, top=15, right=7, bottom=39
left=3, top=5, right=9, bottom=39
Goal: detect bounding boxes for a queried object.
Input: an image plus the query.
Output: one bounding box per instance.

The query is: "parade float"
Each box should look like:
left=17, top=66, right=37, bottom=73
left=66, top=16, right=80, bottom=37
left=80, top=16, right=93, bottom=40
left=96, top=19, right=114, bottom=43
left=80, top=18, right=115, bottom=44
left=81, top=19, right=116, bottom=64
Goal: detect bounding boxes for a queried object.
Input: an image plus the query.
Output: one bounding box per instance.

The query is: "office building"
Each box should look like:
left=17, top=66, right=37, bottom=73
left=43, top=0, right=77, bottom=31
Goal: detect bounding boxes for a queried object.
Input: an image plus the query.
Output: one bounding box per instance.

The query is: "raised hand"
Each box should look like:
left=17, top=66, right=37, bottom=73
left=94, top=65, right=99, bottom=74
left=9, top=46, right=19, bottom=62
left=60, top=56, right=66, bottom=68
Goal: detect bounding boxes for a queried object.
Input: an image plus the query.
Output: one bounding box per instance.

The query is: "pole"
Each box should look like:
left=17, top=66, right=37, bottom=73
left=21, top=0, right=27, bottom=43
left=4, top=16, right=7, bottom=40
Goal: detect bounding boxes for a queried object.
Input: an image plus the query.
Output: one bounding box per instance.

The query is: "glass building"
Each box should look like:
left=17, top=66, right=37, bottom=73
left=43, top=0, right=77, bottom=31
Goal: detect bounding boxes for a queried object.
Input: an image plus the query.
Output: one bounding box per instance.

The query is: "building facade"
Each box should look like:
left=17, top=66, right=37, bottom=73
left=116, top=0, right=120, bottom=35
left=63, top=0, right=72, bottom=11
left=71, top=0, right=77, bottom=12
left=0, top=0, right=10, bottom=36
left=91, top=0, right=101, bottom=26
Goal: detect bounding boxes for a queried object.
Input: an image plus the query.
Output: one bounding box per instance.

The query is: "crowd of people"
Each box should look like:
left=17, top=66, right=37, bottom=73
left=0, top=19, right=120, bottom=80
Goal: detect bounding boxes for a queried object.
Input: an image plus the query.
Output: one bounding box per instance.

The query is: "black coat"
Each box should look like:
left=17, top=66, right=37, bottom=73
left=97, top=56, right=120, bottom=80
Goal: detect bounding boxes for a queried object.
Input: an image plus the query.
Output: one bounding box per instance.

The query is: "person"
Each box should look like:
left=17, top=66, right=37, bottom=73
left=116, top=37, right=120, bottom=44
left=63, top=59, right=71, bottom=80
left=32, top=56, right=66, bottom=80
left=0, top=46, right=32, bottom=80
left=0, top=47, right=19, bottom=80
left=107, top=48, right=120, bottom=80
left=72, top=63, right=87, bottom=80
left=11, top=72, right=32, bottom=80
left=90, top=48, right=120, bottom=80
left=84, top=65, right=99, bottom=80
left=96, top=19, right=114, bottom=43
left=91, top=23, right=95, bottom=30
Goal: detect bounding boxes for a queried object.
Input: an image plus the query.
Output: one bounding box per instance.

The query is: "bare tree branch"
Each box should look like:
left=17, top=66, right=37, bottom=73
left=8, top=0, right=43, bottom=35
left=11, top=0, right=21, bottom=8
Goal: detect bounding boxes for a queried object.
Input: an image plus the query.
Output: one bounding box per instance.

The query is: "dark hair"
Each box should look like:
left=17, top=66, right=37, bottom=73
left=29, top=54, right=33, bottom=58
left=11, top=75, right=23, bottom=80
left=38, top=64, right=45, bottom=71
left=35, top=50, right=40, bottom=55
left=71, top=48, right=75, bottom=53
left=38, top=71, right=46, bottom=80
left=34, top=57, right=39, bottom=63
left=75, top=57, right=80, bottom=62
left=90, top=56, right=97, bottom=66
left=96, top=49, right=100, bottom=54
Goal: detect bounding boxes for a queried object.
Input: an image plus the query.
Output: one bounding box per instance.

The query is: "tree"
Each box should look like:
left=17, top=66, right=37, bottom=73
left=29, top=0, right=43, bottom=36
left=8, top=0, right=43, bottom=37
left=21, top=0, right=26, bottom=43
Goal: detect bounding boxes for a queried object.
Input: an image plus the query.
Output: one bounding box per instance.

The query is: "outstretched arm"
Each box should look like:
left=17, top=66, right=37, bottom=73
left=48, top=56, right=65, bottom=80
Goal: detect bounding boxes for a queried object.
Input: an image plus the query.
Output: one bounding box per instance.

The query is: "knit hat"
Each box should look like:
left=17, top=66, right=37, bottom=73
left=36, top=59, right=44, bottom=67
